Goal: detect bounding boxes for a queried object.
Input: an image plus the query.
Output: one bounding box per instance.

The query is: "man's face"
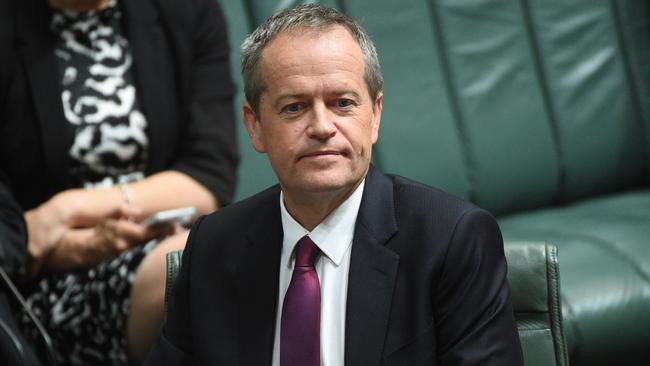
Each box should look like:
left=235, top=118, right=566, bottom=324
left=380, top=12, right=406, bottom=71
left=243, top=26, right=382, bottom=199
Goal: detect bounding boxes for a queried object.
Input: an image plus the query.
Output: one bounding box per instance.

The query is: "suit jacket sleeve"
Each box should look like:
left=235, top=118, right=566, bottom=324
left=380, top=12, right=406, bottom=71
left=435, top=208, right=523, bottom=365
left=144, top=217, right=205, bottom=366
left=166, top=0, right=239, bottom=206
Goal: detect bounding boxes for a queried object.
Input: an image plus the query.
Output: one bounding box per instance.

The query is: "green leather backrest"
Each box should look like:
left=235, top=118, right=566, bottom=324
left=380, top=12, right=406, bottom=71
left=164, top=241, right=569, bottom=365
left=218, top=0, right=650, bottom=216
left=526, top=0, right=648, bottom=202
left=345, top=1, right=470, bottom=200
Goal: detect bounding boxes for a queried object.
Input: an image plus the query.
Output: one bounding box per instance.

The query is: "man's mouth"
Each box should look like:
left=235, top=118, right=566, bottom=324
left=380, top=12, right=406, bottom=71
left=299, top=150, right=342, bottom=160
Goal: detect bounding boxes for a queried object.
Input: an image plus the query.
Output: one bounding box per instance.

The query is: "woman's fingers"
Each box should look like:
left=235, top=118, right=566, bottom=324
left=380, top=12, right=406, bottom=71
left=42, top=217, right=176, bottom=271
left=116, top=203, right=144, bottom=222
left=102, top=218, right=174, bottom=248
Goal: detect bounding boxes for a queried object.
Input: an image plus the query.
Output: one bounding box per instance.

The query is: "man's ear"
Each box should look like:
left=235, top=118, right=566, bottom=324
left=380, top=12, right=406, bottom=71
left=243, top=101, right=266, bottom=153
left=371, top=92, right=383, bottom=144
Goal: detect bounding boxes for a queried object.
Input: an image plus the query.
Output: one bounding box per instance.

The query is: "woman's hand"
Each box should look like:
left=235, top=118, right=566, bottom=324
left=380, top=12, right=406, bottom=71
left=45, top=187, right=128, bottom=228
left=25, top=170, right=215, bottom=275
left=43, top=218, right=175, bottom=271
left=25, top=187, right=139, bottom=275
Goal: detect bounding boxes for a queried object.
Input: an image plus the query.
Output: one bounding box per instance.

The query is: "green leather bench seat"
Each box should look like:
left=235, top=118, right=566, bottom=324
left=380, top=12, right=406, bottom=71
left=499, top=190, right=650, bottom=365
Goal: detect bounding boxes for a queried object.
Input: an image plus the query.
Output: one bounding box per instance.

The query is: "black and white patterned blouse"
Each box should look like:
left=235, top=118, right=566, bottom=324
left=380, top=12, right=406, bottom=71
left=51, top=0, right=148, bottom=187
left=19, top=4, right=156, bottom=364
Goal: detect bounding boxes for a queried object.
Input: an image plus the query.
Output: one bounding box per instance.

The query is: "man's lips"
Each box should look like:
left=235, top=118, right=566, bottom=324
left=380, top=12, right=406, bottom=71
left=299, top=150, right=342, bottom=160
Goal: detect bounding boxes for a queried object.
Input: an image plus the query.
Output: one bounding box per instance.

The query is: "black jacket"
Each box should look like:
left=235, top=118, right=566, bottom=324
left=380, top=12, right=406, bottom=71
left=0, top=0, right=239, bottom=277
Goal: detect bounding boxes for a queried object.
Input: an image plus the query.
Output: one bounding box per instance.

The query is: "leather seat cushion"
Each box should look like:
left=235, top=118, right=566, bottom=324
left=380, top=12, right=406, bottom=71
left=499, top=189, right=650, bottom=366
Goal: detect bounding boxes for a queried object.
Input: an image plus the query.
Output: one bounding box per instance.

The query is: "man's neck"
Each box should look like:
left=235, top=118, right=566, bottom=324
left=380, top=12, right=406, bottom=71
left=282, top=181, right=363, bottom=231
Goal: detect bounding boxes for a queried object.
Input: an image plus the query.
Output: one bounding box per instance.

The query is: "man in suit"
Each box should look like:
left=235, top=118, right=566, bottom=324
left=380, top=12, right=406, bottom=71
left=145, top=4, right=523, bottom=365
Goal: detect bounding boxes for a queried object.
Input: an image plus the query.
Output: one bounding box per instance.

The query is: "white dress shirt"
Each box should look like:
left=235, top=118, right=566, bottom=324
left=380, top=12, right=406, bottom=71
left=272, top=180, right=365, bottom=366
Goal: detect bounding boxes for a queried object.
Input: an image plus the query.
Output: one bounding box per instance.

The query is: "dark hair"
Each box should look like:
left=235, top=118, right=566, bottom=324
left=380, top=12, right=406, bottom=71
left=240, top=3, right=383, bottom=114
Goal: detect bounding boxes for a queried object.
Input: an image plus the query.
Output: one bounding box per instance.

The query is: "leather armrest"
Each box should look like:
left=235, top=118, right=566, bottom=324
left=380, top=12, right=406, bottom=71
left=505, top=242, right=569, bottom=366
left=165, top=250, right=184, bottom=319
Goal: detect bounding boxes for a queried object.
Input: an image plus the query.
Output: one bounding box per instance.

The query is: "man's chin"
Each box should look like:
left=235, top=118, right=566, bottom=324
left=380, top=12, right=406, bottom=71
left=292, top=175, right=362, bottom=196
left=279, top=164, right=368, bottom=197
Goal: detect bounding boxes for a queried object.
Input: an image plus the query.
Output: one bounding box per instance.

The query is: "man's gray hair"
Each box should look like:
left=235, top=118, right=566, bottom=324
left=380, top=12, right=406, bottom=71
left=240, top=3, right=383, bottom=114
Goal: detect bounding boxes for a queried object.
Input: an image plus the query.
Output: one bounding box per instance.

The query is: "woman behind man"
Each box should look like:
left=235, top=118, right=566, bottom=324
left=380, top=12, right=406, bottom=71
left=0, top=0, right=238, bottom=364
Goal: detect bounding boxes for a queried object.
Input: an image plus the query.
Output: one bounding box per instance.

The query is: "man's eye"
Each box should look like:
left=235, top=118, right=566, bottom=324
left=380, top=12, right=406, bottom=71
left=283, top=103, right=303, bottom=113
left=337, top=99, right=354, bottom=108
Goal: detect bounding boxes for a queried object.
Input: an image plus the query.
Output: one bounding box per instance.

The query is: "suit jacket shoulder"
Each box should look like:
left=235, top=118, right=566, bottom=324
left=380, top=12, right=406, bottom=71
left=369, top=170, right=522, bottom=365
left=182, top=185, right=282, bottom=288
left=389, top=173, right=480, bottom=219
left=192, top=185, right=281, bottom=247
left=150, top=185, right=284, bottom=365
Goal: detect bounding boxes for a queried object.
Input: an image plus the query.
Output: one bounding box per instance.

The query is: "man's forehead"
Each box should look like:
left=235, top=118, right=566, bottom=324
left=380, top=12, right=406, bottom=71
left=259, top=26, right=361, bottom=73
left=251, top=24, right=370, bottom=105
left=260, top=25, right=358, bottom=61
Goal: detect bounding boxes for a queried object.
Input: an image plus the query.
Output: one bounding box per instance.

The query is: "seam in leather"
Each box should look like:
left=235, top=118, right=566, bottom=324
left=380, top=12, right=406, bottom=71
left=518, top=0, right=566, bottom=204
left=607, top=0, right=650, bottom=181
left=426, top=0, right=478, bottom=203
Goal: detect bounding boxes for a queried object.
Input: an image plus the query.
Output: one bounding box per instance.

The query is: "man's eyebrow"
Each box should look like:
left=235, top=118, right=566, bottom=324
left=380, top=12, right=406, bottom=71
left=273, top=93, right=306, bottom=109
left=334, top=90, right=362, bottom=101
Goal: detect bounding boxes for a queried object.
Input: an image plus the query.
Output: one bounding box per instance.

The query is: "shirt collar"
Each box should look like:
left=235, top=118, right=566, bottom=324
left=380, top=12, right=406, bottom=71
left=280, top=179, right=365, bottom=267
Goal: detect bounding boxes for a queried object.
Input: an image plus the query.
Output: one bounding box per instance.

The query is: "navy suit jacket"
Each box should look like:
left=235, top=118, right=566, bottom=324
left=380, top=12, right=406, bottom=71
left=146, top=166, right=523, bottom=365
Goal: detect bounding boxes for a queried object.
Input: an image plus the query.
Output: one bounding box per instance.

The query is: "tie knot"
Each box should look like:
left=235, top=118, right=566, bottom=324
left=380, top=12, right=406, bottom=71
left=295, top=236, right=319, bottom=267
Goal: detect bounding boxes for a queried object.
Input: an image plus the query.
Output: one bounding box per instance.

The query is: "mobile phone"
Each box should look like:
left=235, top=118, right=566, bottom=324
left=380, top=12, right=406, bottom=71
left=143, top=207, right=197, bottom=227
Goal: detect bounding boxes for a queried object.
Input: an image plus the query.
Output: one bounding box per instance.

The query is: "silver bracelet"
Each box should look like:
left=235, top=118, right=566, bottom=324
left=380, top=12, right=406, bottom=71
left=119, top=182, right=134, bottom=204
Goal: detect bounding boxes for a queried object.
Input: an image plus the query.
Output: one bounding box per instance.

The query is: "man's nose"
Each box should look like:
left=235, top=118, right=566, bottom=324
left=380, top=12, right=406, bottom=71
left=307, top=102, right=337, bottom=140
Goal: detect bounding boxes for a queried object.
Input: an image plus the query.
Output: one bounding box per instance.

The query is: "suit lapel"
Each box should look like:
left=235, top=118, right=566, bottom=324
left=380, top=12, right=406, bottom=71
left=237, top=189, right=283, bottom=366
left=345, top=166, right=400, bottom=365
left=18, top=1, right=73, bottom=189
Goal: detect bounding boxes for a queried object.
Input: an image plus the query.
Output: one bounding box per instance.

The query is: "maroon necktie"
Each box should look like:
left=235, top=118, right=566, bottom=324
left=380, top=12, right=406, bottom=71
left=280, top=236, right=321, bottom=366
